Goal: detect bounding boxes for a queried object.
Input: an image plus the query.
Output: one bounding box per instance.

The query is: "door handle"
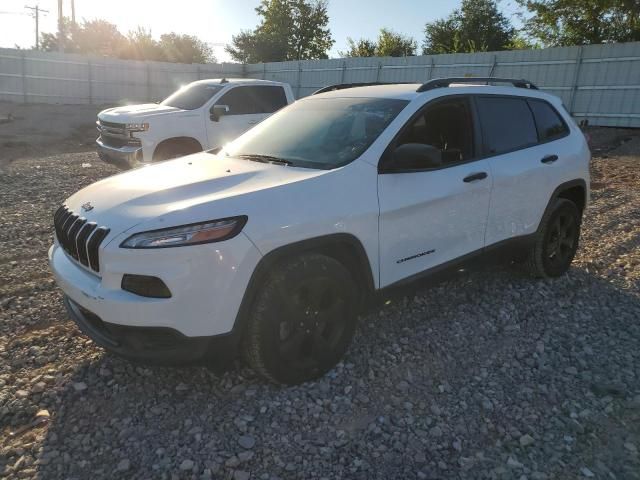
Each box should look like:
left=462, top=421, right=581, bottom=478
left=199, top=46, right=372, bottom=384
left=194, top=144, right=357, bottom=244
left=463, top=172, right=488, bottom=183
left=541, top=154, right=559, bottom=164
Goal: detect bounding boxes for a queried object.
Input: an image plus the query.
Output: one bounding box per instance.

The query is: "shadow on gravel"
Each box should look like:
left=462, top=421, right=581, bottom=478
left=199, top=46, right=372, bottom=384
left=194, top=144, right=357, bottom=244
left=33, top=265, right=640, bottom=480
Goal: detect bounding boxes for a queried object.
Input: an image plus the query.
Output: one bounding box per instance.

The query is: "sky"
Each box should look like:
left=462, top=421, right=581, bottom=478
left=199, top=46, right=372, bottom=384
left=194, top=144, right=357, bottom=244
left=0, top=0, right=522, bottom=62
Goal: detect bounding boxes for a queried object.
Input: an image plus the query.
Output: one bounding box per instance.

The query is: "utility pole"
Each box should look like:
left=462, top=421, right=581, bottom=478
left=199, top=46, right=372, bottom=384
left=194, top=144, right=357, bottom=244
left=25, top=4, right=49, bottom=50
left=57, top=0, right=63, bottom=52
left=71, top=0, right=75, bottom=25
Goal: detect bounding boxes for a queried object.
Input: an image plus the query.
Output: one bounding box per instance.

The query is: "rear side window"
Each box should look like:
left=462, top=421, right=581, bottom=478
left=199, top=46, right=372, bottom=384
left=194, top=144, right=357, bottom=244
left=476, top=97, right=537, bottom=155
left=528, top=99, right=569, bottom=142
left=217, top=86, right=288, bottom=115
left=254, top=86, right=288, bottom=113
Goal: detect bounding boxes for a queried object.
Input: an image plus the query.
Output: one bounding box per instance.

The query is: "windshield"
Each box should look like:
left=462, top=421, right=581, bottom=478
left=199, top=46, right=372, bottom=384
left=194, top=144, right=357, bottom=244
left=223, top=97, right=408, bottom=169
left=161, top=84, right=223, bottom=110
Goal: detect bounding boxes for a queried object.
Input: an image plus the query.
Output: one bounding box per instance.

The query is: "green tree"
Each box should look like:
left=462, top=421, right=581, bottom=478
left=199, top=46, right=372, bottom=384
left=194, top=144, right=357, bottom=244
left=120, top=27, right=165, bottom=61
left=226, top=30, right=284, bottom=63
left=508, top=34, right=540, bottom=50
left=72, top=19, right=127, bottom=56
left=340, top=38, right=377, bottom=57
left=159, top=33, right=215, bottom=63
left=377, top=29, right=417, bottom=56
left=225, top=0, right=334, bottom=63
left=41, top=20, right=215, bottom=63
left=340, top=29, right=416, bottom=57
left=41, top=19, right=126, bottom=56
left=423, top=0, right=516, bottom=54
left=517, top=0, right=640, bottom=46
left=40, top=17, right=72, bottom=52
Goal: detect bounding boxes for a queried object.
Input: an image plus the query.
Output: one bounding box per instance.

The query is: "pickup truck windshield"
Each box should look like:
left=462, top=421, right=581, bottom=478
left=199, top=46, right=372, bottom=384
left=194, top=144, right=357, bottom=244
left=223, top=97, right=409, bottom=169
left=161, top=84, right=224, bottom=110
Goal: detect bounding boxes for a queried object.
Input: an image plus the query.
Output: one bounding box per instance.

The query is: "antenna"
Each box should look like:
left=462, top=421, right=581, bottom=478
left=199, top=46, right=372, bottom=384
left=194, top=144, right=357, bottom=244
left=24, top=4, right=50, bottom=50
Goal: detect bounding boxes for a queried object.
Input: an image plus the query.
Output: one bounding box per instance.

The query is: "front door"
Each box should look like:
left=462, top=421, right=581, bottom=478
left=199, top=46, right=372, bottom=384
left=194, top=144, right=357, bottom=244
left=206, top=85, right=288, bottom=150
left=378, top=96, right=492, bottom=287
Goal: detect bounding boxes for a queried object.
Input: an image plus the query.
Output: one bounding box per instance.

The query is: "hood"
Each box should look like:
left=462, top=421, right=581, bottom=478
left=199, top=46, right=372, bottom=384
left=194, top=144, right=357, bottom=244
left=64, top=153, right=328, bottom=238
left=98, top=103, right=181, bottom=122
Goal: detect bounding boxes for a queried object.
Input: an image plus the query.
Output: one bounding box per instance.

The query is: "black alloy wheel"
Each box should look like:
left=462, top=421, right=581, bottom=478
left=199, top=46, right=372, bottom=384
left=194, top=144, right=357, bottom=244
left=526, top=198, right=582, bottom=278
left=243, top=253, right=358, bottom=385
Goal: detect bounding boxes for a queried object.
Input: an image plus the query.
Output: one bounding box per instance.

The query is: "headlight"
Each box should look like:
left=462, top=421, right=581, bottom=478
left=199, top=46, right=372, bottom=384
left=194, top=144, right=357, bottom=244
left=126, top=123, right=149, bottom=132
left=120, top=216, right=247, bottom=249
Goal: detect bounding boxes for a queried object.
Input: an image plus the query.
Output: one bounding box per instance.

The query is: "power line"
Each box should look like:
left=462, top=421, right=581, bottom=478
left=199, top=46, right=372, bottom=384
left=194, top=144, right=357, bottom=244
left=25, top=4, right=50, bottom=50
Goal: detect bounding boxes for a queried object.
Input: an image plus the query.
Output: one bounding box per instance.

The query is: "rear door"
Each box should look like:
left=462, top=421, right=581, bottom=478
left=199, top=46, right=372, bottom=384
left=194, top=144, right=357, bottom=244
left=476, top=95, right=570, bottom=246
left=377, top=95, right=493, bottom=286
left=205, top=85, right=288, bottom=149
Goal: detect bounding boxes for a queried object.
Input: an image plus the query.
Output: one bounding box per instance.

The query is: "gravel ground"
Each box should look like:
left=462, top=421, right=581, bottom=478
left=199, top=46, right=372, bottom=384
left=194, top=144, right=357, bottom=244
left=1, top=130, right=639, bottom=480
left=0, top=102, right=107, bottom=169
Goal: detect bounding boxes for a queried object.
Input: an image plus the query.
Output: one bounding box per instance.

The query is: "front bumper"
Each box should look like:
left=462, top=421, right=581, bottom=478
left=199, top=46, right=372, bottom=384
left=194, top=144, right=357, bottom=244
left=96, top=137, right=143, bottom=170
left=63, top=296, right=235, bottom=364
left=50, top=233, right=261, bottom=363
left=49, top=229, right=261, bottom=338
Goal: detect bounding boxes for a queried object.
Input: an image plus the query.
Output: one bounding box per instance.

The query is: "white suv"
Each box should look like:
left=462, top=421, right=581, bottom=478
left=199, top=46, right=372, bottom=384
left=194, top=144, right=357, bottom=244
left=50, top=77, right=590, bottom=385
left=96, top=79, right=294, bottom=169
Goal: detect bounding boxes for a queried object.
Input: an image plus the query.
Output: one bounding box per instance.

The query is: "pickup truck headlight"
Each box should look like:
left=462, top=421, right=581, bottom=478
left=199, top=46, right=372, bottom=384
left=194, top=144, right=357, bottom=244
left=120, top=216, right=247, bottom=249
left=126, top=123, right=149, bottom=132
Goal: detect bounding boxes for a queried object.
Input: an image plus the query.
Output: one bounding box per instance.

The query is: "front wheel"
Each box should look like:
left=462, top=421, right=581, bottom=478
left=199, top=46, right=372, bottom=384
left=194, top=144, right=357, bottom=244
left=243, top=254, right=359, bottom=385
left=526, top=198, right=582, bottom=278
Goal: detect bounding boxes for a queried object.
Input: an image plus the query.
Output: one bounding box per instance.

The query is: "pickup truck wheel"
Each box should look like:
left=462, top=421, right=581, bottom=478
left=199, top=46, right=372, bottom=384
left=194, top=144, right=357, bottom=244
left=153, top=141, right=200, bottom=161
left=526, top=198, right=581, bottom=278
left=243, top=253, right=358, bottom=385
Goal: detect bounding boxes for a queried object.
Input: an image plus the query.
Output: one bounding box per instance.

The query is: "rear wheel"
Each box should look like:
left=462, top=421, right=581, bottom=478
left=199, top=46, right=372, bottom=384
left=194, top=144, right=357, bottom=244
left=526, top=198, right=582, bottom=278
left=243, top=253, right=358, bottom=385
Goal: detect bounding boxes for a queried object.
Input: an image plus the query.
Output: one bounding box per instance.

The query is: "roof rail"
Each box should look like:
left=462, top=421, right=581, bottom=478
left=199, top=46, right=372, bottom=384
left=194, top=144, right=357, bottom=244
left=417, top=77, right=538, bottom=93
left=312, top=82, right=405, bottom=95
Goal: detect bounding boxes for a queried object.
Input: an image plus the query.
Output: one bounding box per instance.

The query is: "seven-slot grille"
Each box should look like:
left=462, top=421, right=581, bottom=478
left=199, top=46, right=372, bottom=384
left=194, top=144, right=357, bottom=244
left=54, top=206, right=110, bottom=273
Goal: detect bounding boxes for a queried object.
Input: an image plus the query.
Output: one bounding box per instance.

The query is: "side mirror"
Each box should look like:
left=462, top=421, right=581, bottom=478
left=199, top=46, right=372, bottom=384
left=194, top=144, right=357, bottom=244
left=390, top=143, right=442, bottom=171
left=210, top=104, right=230, bottom=122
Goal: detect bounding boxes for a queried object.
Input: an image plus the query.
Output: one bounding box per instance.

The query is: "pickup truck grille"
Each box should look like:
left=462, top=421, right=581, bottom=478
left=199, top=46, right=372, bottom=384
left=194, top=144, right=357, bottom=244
left=54, top=206, right=110, bottom=273
left=96, top=120, right=141, bottom=148
left=98, top=120, right=125, bottom=129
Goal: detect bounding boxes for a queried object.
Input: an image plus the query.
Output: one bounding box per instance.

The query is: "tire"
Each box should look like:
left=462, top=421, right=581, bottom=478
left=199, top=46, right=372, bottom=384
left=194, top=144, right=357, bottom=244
left=243, top=253, right=359, bottom=385
left=153, top=141, right=200, bottom=161
left=526, top=198, right=582, bottom=278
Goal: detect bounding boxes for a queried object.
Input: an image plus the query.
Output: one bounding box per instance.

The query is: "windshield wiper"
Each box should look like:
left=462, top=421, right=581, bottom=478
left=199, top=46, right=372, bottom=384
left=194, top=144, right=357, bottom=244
left=234, top=154, right=292, bottom=166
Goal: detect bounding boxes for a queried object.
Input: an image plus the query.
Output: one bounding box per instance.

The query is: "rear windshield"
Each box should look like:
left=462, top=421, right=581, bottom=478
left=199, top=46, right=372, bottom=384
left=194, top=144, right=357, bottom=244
left=161, top=84, right=223, bottom=110
left=223, top=97, right=409, bottom=169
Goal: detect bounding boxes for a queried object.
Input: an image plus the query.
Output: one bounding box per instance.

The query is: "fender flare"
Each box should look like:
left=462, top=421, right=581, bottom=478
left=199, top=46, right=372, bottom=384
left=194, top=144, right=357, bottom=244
left=152, top=136, right=203, bottom=160
left=230, top=233, right=375, bottom=339
left=538, top=179, right=588, bottom=231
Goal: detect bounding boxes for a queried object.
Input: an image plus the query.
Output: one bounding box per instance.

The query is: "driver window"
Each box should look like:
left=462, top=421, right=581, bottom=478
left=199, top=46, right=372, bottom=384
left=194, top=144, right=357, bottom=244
left=397, top=97, right=474, bottom=165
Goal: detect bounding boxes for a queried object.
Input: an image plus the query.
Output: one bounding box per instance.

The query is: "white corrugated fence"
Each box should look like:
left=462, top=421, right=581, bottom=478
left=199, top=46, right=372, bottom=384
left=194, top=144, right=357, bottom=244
left=0, top=48, right=243, bottom=106
left=1, top=42, right=639, bottom=127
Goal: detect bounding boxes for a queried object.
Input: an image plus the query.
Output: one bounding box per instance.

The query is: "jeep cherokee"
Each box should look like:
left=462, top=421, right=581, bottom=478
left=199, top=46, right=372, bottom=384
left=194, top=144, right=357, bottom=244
left=50, top=77, right=590, bottom=385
